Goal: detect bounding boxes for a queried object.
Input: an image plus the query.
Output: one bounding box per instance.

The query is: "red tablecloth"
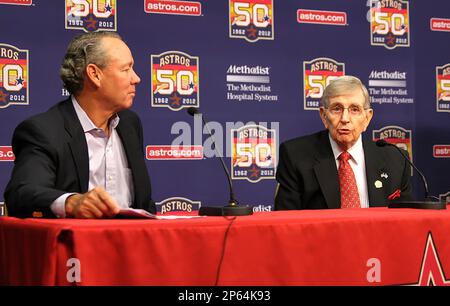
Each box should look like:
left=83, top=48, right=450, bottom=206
left=2, top=208, right=450, bottom=285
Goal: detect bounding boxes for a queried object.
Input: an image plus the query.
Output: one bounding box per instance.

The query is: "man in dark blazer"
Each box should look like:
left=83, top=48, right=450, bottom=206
left=275, top=76, right=412, bottom=210
left=4, top=32, right=155, bottom=218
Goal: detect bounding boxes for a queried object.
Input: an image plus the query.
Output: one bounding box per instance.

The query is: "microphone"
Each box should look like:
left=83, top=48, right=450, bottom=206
left=187, top=107, right=253, bottom=216
left=375, top=139, right=445, bottom=209
left=376, top=139, right=430, bottom=199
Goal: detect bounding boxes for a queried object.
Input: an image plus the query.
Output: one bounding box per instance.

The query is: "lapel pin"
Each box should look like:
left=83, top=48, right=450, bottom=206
left=381, top=172, right=388, bottom=179
left=375, top=180, right=383, bottom=188
left=388, top=189, right=401, bottom=201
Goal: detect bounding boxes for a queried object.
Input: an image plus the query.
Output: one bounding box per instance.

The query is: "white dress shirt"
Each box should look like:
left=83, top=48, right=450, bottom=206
left=50, top=96, right=134, bottom=217
left=328, top=134, right=370, bottom=208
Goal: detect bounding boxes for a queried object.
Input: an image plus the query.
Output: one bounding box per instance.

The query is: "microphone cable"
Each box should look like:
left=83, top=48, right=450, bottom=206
left=214, top=216, right=237, bottom=286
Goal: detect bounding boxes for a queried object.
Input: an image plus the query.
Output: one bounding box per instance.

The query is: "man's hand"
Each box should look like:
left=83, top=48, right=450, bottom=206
left=65, top=187, right=120, bottom=219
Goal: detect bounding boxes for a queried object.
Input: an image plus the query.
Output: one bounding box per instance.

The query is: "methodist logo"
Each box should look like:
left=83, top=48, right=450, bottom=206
left=0, top=44, right=29, bottom=108
left=231, top=124, right=277, bottom=183
left=372, top=126, right=413, bottom=173
left=368, top=70, right=414, bottom=105
left=151, top=51, right=199, bottom=111
left=303, top=57, right=345, bottom=110
left=370, top=0, right=410, bottom=49
left=226, top=64, right=279, bottom=103
left=0, top=0, right=32, bottom=5
left=156, top=197, right=201, bottom=214
left=65, top=0, right=117, bottom=32
left=436, top=63, right=450, bottom=113
left=229, top=0, right=274, bottom=43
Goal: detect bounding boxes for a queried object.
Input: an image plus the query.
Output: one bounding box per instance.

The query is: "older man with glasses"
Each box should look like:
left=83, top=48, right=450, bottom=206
left=275, top=75, right=412, bottom=210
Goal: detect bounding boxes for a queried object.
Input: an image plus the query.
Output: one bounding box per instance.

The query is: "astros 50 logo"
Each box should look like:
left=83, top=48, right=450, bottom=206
left=373, top=125, right=413, bottom=174
left=370, top=0, right=410, bottom=49
left=0, top=44, right=29, bottom=108
left=436, top=63, right=450, bottom=113
left=151, top=51, right=199, bottom=111
left=303, top=57, right=345, bottom=110
left=156, top=197, right=201, bottom=214
left=65, top=0, right=117, bottom=32
left=231, top=125, right=276, bottom=183
left=229, top=0, right=274, bottom=43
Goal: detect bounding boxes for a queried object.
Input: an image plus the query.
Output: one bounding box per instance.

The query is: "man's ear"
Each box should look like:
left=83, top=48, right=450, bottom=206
left=319, top=107, right=329, bottom=129
left=363, top=108, right=374, bottom=131
left=85, top=63, right=102, bottom=88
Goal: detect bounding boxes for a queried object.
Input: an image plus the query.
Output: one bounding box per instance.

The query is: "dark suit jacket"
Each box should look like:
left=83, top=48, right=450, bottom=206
left=275, top=130, right=412, bottom=210
left=4, top=99, right=156, bottom=218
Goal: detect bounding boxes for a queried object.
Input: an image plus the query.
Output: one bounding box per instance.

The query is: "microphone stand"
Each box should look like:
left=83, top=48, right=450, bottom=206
left=187, top=108, right=253, bottom=216
left=376, top=140, right=446, bottom=210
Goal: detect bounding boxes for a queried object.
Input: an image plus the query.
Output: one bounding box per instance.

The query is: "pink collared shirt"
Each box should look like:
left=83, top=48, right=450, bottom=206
left=50, top=97, right=134, bottom=217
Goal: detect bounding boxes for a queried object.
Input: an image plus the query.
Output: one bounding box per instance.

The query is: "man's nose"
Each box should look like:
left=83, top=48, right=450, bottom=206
left=132, top=69, right=141, bottom=84
left=340, top=108, right=350, bottom=122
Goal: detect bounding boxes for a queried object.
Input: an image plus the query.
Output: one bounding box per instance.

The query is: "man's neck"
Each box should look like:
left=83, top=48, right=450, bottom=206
left=74, top=93, right=115, bottom=133
left=328, top=133, right=363, bottom=156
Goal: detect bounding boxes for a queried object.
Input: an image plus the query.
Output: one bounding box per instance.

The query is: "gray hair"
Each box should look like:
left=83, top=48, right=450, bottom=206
left=321, top=75, right=370, bottom=109
left=60, top=32, right=122, bottom=95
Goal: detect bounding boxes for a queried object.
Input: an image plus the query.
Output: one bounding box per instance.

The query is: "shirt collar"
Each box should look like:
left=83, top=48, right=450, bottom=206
left=71, top=95, right=120, bottom=133
left=328, top=132, right=364, bottom=165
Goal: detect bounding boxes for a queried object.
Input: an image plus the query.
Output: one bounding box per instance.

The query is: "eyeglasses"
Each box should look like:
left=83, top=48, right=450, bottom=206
left=325, top=105, right=369, bottom=116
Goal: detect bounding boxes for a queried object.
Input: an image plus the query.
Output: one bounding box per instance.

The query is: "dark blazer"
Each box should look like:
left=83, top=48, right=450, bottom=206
left=275, top=130, right=412, bottom=210
left=4, top=99, right=156, bottom=218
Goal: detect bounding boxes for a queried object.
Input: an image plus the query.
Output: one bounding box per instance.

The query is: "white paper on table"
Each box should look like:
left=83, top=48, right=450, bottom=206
left=117, top=208, right=204, bottom=219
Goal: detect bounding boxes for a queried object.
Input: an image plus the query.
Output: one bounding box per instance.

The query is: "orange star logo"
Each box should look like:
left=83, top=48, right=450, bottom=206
left=386, top=32, right=396, bottom=47
left=246, top=25, right=257, bottom=39
left=169, top=92, right=182, bottom=108
left=248, top=165, right=260, bottom=179
left=0, top=90, right=9, bottom=103
left=85, top=15, right=98, bottom=31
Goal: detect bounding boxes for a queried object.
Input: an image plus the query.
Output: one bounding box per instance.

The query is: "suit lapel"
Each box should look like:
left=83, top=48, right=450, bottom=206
left=59, top=99, right=89, bottom=193
left=313, top=131, right=340, bottom=209
left=363, top=139, right=387, bottom=207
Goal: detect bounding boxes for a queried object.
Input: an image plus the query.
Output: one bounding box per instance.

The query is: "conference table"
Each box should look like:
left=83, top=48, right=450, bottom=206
left=1, top=207, right=450, bottom=286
